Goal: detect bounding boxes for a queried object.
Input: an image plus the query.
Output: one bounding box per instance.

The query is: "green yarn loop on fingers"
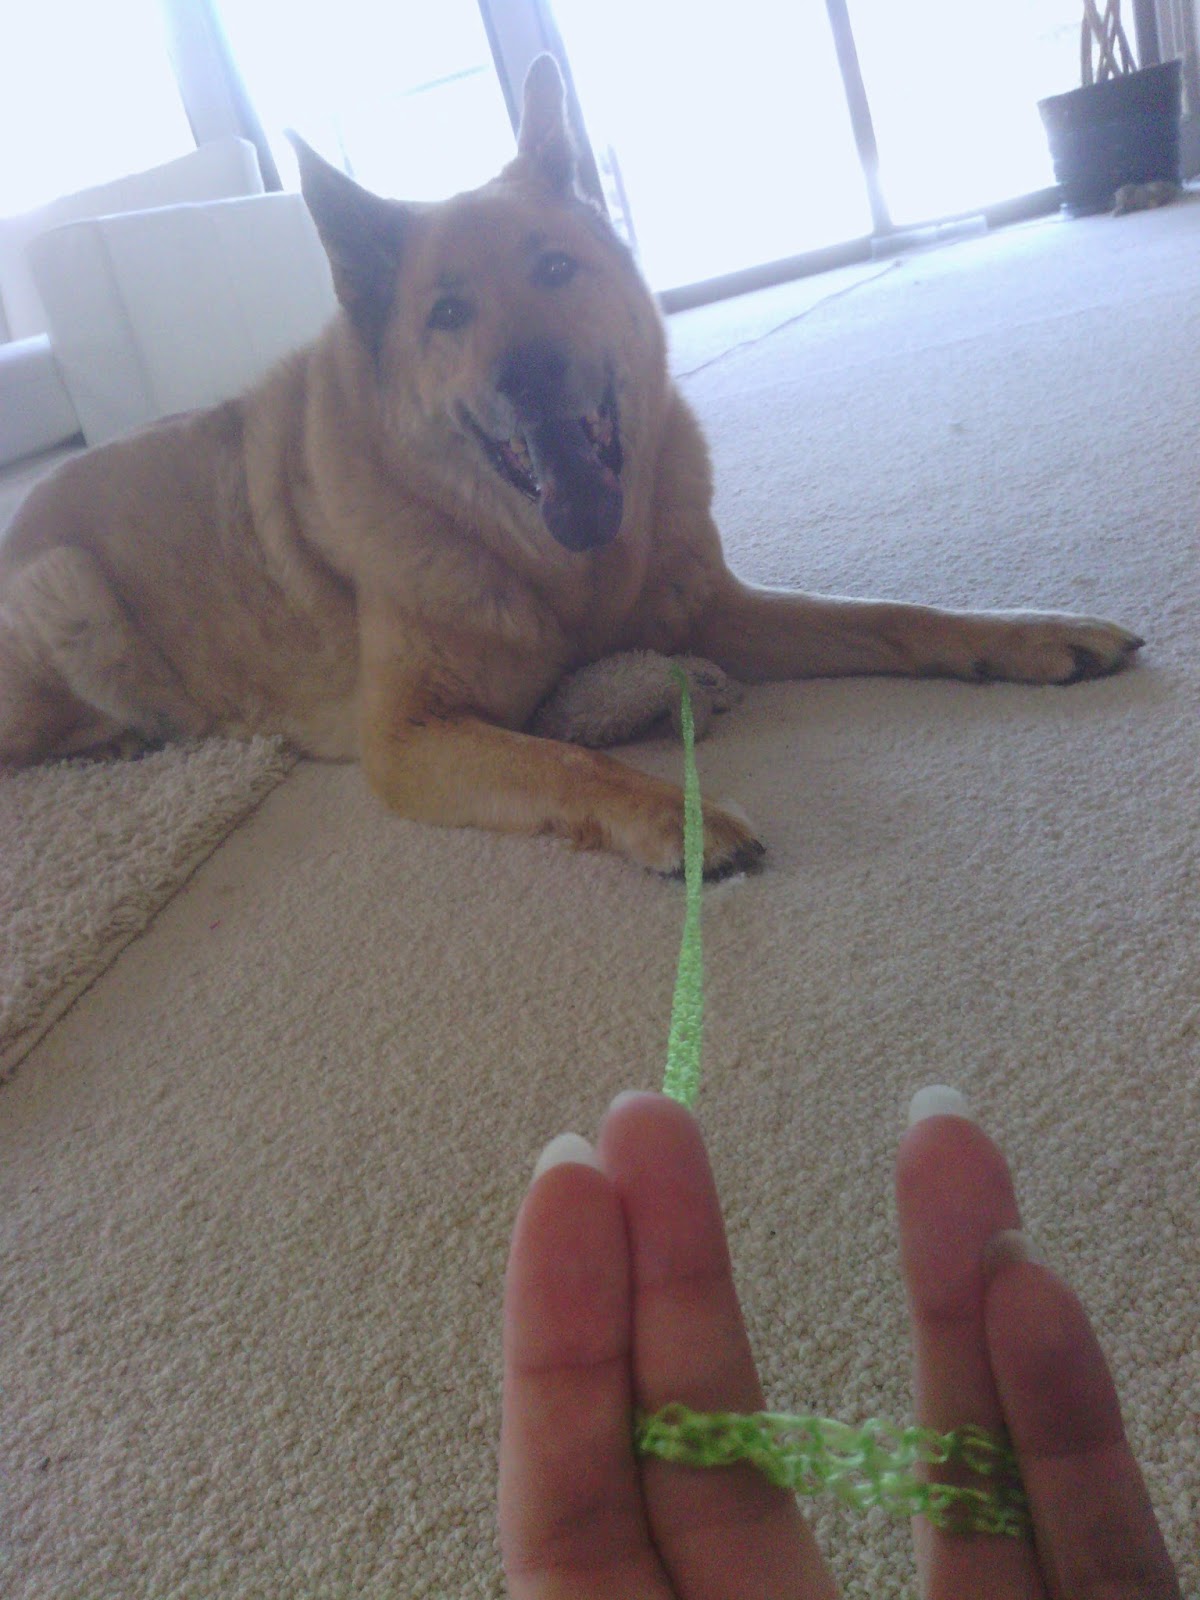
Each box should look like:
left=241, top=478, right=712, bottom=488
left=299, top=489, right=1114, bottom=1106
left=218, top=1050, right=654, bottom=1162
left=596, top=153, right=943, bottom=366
left=634, top=1405, right=1031, bottom=1538
left=639, top=668, right=1033, bottom=1540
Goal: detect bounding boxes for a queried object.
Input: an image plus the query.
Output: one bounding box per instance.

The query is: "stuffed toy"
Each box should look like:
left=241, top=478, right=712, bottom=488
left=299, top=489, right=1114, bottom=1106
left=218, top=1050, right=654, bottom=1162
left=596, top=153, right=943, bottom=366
left=531, top=652, right=742, bottom=747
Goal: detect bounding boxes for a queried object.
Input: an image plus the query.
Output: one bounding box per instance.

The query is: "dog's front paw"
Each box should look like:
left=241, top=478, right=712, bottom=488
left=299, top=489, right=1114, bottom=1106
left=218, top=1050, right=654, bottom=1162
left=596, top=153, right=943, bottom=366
left=960, top=613, right=1144, bottom=685
left=621, top=796, right=764, bottom=880
left=697, top=801, right=766, bottom=881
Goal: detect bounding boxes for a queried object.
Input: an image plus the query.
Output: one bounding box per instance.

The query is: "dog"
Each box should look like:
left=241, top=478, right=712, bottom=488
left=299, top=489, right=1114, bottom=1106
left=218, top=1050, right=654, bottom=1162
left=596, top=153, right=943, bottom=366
left=0, top=56, right=1142, bottom=876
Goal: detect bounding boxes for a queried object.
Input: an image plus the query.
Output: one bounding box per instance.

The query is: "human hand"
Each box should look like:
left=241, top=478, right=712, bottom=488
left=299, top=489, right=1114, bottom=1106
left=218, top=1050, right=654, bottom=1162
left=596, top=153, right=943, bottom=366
left=499, top=1088, right=1180, bottom=1598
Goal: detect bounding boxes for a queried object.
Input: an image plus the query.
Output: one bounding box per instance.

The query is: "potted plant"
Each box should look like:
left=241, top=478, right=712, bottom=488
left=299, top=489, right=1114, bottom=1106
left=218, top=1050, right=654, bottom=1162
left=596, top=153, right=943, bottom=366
left=1038, top=0, right=1183, bottom=215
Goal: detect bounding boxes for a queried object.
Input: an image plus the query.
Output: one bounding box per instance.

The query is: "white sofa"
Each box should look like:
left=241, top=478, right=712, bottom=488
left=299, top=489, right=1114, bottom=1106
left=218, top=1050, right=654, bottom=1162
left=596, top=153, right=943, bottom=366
left=0, top=138, right=336, bottom=465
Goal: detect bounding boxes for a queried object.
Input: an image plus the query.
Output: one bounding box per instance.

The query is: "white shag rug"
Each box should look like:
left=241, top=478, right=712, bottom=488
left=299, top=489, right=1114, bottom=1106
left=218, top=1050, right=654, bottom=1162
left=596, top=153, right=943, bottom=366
left=0, top=739, right=295, bottom=1077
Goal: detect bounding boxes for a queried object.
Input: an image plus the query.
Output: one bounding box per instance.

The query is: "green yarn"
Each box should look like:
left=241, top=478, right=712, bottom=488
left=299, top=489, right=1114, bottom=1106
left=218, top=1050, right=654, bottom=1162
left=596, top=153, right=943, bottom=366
left=636, top=669, right=1033, bottom=1540
left=662, top=666, right=704, bottom=1107
left=635, top=1406, right=1031, bottom=1538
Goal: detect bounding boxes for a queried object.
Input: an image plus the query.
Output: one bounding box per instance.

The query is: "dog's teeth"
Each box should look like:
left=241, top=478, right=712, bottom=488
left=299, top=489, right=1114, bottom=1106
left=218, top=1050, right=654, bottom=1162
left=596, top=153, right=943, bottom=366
left=581, top=411, right=606, bottom=448
left=586, top=412, right=611, bottom=449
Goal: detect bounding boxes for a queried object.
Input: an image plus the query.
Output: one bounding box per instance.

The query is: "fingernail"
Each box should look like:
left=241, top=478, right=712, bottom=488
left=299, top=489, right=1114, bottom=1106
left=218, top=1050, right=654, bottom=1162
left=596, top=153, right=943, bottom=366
left=607, top=1089, right=661, bottom=1116
left=907, top=1084, right=974, bottom=1126
left=531, top=1132, right=602, bottom=1182
left=982, top=1229, right=1044, bottom=1284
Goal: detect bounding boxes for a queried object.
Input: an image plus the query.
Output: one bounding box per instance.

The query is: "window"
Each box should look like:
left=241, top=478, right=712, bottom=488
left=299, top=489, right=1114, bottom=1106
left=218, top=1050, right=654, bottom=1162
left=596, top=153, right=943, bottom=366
left=1, top=0, right=192, bottom=215
left=847, top=0, right=1080, bottom=223
left=215, top=0, right=514, bottom=198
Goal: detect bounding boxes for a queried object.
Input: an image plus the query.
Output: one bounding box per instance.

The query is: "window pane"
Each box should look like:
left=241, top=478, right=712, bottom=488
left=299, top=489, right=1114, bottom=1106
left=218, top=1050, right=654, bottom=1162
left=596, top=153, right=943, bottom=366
left=1, top=0, right=192, bottom=214
left=551, top=0, right=874, bottom=291
left=216, top=1, right=514, bottom=198
left=847, top=0, right=1083, bottom=223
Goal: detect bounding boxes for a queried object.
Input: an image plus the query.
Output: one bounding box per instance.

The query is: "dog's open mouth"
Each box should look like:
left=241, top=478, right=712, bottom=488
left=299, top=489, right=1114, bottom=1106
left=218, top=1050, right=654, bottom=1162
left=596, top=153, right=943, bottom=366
left=461, top=387, right=624, bottom=553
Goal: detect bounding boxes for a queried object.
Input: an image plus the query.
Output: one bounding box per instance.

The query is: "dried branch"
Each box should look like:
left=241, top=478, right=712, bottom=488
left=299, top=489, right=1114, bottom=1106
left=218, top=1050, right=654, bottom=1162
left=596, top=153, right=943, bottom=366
left=1082, top=0, right=1137, bottom=84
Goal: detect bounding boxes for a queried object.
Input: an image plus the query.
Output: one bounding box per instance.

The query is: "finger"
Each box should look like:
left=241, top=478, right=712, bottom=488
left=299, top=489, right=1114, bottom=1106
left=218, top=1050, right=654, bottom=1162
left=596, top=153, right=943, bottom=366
left=500, top=1136, right=674, bottom=1599
left=896, top=1093, right=1044, bottom=1597
left=598, top=1093, right=838, bottom=1600
left=985, top=1248, right=1182, bottom=1599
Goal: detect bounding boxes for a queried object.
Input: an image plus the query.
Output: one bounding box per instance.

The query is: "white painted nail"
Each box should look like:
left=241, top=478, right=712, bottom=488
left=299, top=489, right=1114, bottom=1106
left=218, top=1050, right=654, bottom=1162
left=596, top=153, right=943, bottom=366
left=982, top=1229, right=1044, bottom=1284
left=608, top=1089, right=659, bottom=1115
left=907, top=1085, right=974, bottom=1126
left=532, top=1132, right=602, bottom=1182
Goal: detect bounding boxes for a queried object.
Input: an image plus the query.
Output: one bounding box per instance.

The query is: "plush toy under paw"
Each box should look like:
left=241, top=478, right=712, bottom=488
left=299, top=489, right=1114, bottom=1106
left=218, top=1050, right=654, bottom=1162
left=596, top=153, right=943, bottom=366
left=531, top=652, right=743, bottom=747
left=1112, top=180, right=1180, bottom=215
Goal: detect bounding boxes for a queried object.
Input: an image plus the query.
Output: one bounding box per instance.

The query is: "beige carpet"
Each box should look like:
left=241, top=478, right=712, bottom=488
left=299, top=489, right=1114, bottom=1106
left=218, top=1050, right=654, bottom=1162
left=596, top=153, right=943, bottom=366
left=2, top=207, right=1198, bottom=1598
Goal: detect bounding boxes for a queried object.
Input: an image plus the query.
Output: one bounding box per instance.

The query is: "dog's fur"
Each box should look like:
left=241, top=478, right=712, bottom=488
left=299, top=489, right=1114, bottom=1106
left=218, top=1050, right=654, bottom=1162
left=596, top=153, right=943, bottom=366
left=0, top=57, right=1141, bottom=874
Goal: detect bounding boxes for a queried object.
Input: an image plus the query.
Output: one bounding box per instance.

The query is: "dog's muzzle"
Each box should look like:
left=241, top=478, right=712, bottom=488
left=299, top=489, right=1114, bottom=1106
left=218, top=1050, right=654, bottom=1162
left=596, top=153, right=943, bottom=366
left=461, top=372, right=624, bottom=553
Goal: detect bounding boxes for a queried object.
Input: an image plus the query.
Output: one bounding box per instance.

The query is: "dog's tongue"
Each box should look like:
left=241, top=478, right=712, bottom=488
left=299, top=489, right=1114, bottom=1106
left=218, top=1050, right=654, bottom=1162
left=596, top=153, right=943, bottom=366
left=527, top=418, right=623, bottom=552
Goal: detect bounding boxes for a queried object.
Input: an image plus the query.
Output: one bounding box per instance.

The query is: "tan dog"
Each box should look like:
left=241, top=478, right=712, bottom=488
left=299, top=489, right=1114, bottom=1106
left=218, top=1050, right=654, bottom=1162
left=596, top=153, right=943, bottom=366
left=0, top=57, right=1141, bottom=875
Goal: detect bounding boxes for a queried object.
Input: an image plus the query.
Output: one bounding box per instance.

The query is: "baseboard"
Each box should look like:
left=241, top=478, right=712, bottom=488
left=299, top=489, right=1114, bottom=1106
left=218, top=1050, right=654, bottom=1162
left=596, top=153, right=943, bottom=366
left=870, top=215, right=988, bottom=259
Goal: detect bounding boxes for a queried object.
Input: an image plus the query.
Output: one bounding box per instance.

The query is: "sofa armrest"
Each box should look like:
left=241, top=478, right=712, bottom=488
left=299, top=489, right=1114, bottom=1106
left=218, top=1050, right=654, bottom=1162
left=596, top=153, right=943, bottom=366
left=0, top=136, right=264, bottom=343
left=28, top=192, right=336, bottom=446
left=0, top=336, right=81, bottom=467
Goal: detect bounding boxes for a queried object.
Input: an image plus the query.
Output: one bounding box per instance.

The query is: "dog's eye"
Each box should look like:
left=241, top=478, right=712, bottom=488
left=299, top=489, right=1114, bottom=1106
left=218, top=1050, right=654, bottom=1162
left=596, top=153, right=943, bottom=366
left=428, top=295, right=474, bottom=332
left=532, top=251, right=578, bottom=288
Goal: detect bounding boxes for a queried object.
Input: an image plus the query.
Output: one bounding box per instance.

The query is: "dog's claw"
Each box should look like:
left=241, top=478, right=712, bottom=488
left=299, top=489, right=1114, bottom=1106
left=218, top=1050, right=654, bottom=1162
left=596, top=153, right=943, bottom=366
left=1064, top=645, right=1100, bottom=684
left=1063, top=635, right=1142, bottom=684
left=662, top=829, right=765, bottom=883
left=703, top=838, right=766, bottom=882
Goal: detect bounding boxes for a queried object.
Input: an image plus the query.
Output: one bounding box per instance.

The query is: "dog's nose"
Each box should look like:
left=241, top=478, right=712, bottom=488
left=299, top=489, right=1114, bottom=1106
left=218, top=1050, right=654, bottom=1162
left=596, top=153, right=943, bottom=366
left=496, top=341, right=569, bottom=417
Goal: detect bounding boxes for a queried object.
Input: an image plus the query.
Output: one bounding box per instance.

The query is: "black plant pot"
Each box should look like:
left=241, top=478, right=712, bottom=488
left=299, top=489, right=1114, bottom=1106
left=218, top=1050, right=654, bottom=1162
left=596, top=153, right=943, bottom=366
left=1038, top=58, right=1183, bottom=216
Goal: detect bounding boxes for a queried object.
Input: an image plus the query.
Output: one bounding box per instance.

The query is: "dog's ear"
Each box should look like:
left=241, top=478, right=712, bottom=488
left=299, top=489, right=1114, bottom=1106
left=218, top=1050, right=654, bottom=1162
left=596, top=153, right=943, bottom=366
left=288, top=134, right=409, bottom=356
left=512, top=54, right=576, bottom=196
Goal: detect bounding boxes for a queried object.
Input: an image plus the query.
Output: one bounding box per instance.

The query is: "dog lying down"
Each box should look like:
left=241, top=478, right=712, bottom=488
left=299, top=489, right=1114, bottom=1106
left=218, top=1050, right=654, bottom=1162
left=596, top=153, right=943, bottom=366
left=0, top=56, right=1142, bottom=876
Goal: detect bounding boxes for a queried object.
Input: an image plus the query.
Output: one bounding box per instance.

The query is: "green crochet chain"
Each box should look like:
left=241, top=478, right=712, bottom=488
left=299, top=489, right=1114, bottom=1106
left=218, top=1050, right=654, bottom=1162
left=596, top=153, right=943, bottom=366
left=633, top=669, right=1033, bottom=1540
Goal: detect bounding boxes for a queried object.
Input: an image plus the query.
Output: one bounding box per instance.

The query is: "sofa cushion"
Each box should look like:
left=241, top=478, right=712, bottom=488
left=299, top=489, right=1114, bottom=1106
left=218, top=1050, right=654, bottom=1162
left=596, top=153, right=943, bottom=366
left=0, top=137, right=264, bottom=342
left=29, top=192, right=335, bottom=446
